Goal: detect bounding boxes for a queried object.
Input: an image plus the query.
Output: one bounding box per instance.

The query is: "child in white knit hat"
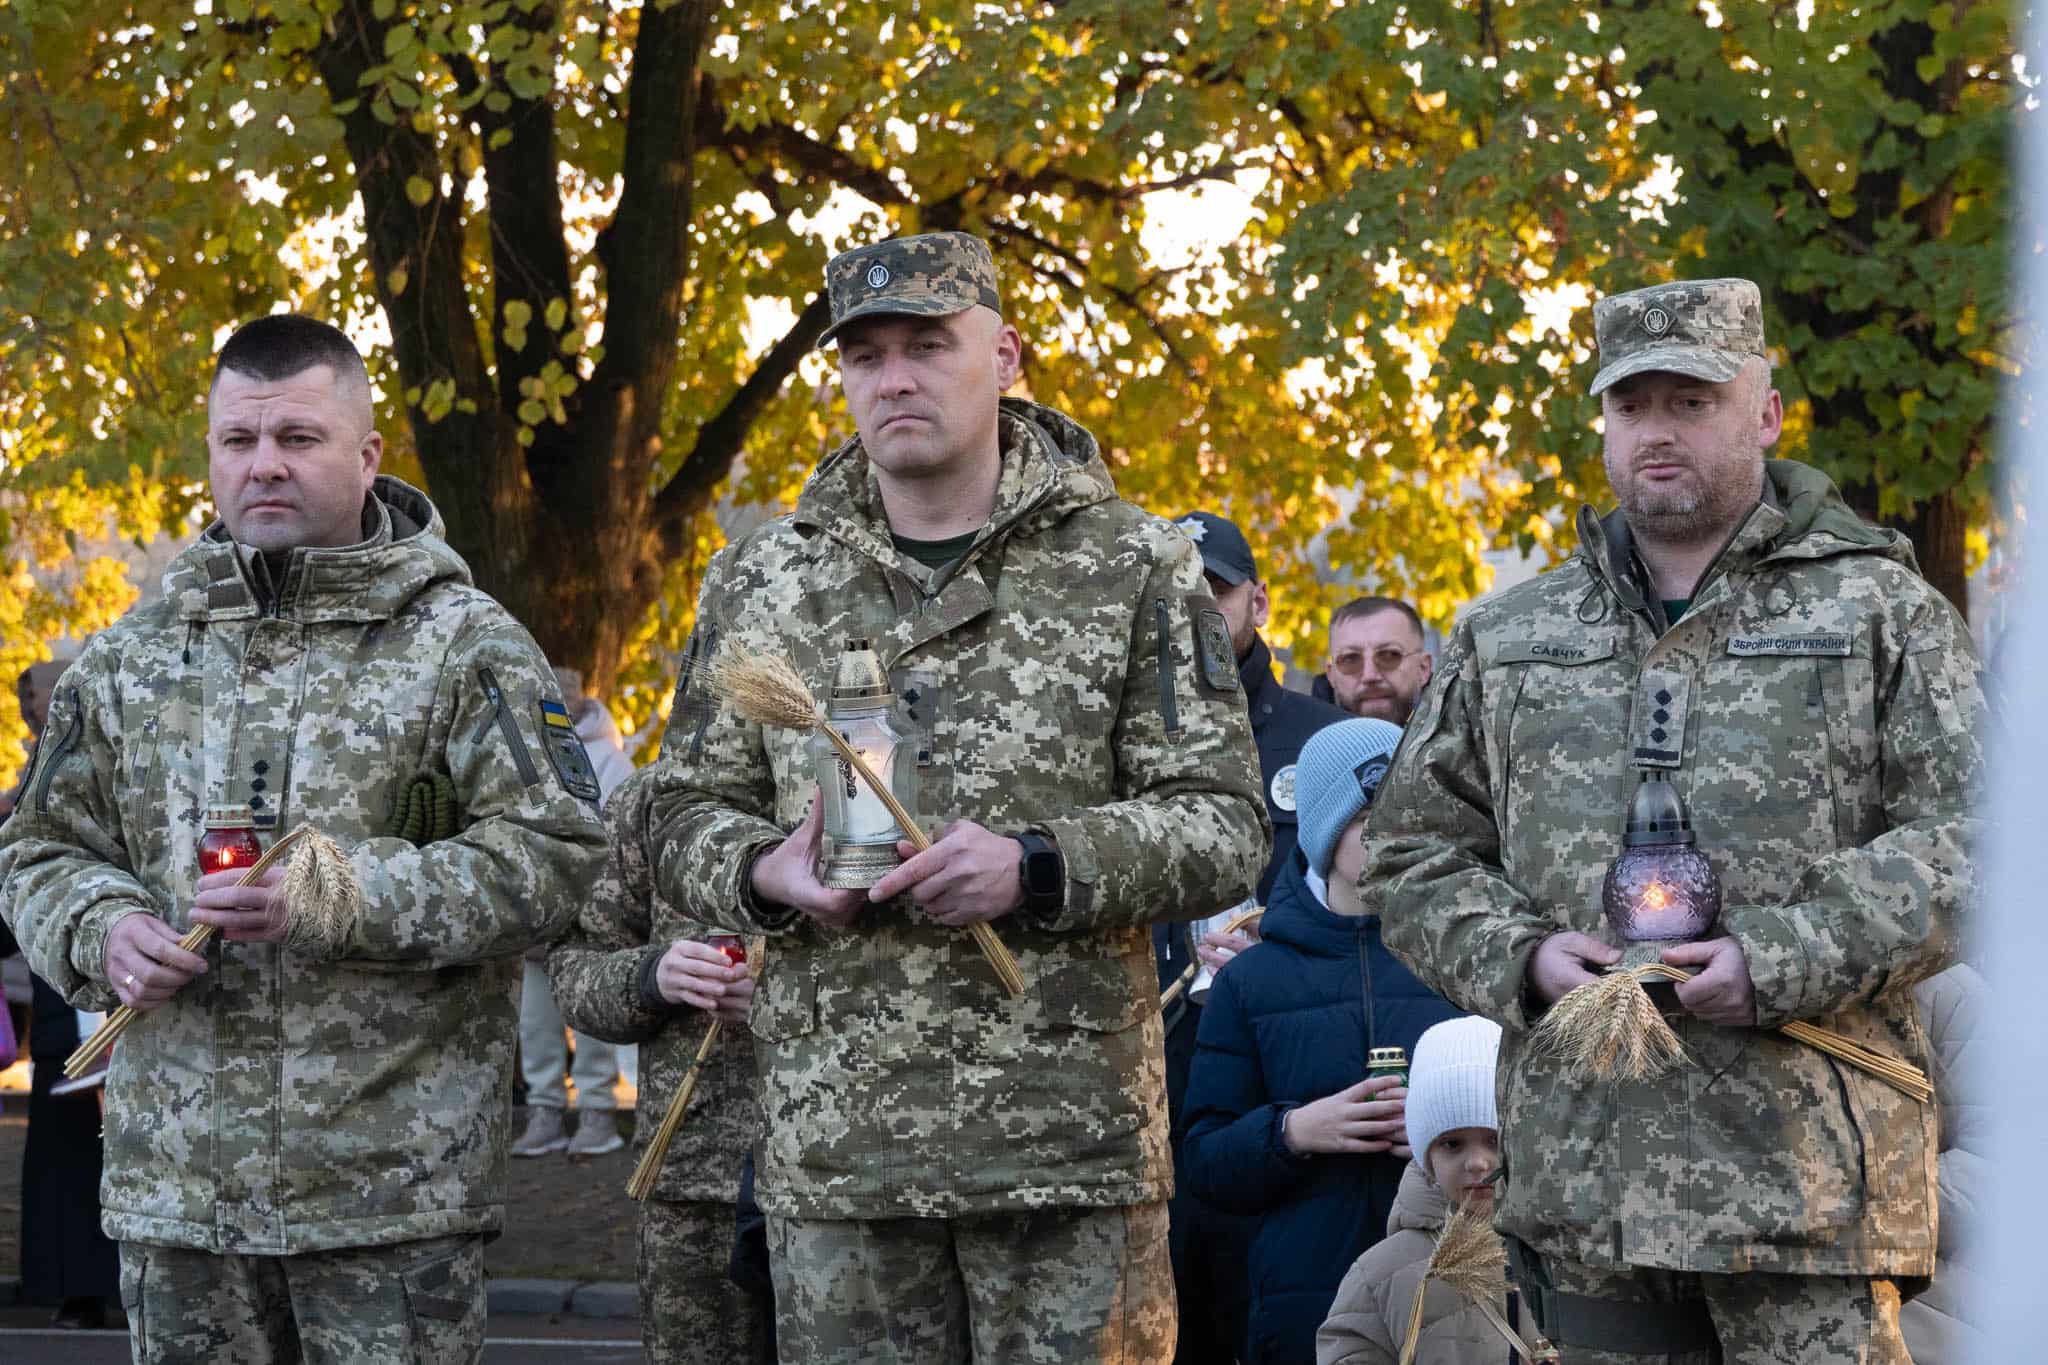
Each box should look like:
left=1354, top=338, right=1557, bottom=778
left=1315, top=1016, right=1507, bottom=1365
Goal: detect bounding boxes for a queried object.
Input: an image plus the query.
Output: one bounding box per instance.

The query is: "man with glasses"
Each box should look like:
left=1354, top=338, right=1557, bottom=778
left=1320, top=597, right=1433, bottom=726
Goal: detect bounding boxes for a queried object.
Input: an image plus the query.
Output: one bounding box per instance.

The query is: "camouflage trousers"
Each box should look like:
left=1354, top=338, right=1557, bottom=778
left=639, top=1198, right=773, bottom=1365
left=769, top=1200, right=1174, bottom=1363
left=1541, top=1259, right=1909, bottom=1364
left=116, top=1234, right=485, bottom=1365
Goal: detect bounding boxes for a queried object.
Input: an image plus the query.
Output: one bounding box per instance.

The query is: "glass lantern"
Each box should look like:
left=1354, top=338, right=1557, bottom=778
left=810, top=640, right=910, bottom=889
left=1602, top=773, right=1721, bottom=947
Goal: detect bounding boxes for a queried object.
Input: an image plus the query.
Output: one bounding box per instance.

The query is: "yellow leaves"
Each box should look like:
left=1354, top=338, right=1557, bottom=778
left=385, top=265, right=410, bottom=297
left=404, top=174, right=435, bottom=207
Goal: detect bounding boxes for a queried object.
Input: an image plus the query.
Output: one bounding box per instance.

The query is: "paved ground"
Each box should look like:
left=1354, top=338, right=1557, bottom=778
left=0, top=1309, right=648, bottom=1362
left=1, top=1105, right=641, bottom=1287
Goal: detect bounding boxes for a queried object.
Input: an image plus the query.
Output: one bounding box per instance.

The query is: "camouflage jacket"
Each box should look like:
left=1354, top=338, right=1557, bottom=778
left=0, top=477, right=607, bottom=1255
left=1366, top=459, right=1983, bottom=1278
left=639, top=397, right=1269, bottom=1219
left=546, top=775, right=757, bottom=1205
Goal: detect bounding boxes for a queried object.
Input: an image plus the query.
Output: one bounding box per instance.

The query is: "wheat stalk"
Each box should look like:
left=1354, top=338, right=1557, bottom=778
left=627, top=1018, right=724, bottom=1201
left=1159, top=905, right=1265, bottom=1009
left=627, top=933, right=767, bottom=1200
left=1529, top=960, right=1931, bottom=1102
left=280, top=828, right=364, bottom=957
left=65, top=825, right=313, bottom=1077
left=1399, top=1201, right=1526, bottom=1365
left=1529, top=964, right=1692, bottom=1083
left=1632, top=963, right=1931, bottom=1102
left=709, top=650, right=1027, bottom=999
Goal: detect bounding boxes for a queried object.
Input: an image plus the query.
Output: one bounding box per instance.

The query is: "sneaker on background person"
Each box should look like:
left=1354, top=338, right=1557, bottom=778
left=567, top=1108, right=625, bottom=1158
left=511, top=1105, right=569, bottom=1158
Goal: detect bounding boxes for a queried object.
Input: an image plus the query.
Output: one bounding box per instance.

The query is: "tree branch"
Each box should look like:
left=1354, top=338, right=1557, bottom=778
left=988, top=217, right=1196, bottom=379
left=652, top=291, right=832, bottom=553
left=314, top=0, right=497, bottom=554
left=444, top=4, right=579, bottom=485
left=591, top=0, right=711, bottom=387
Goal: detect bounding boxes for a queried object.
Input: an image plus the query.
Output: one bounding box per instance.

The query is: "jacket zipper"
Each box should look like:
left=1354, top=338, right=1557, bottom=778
left=32, top=696, right=83, bottom=813
left=1154, top=597, right=1180, bottom=738
left=473, top=666, right=541, bottom=786
left=1358, top=934, right=1376, bottom=1069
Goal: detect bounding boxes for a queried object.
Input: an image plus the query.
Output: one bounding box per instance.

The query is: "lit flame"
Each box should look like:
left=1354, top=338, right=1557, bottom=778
left=1642, top=882, right=1669, bottom=910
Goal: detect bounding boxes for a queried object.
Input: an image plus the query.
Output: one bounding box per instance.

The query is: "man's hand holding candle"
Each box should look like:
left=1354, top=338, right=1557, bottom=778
left=190, top=862, right=290, bottom=943
left=1526, top=930, right=1622, bottom=1007
left=751, top=793, right=864, bottom=928
left=871, top=819, right=1022, bottom=926
left=106, top=913, right=209, bottom=1012
left=1662, top=936, right=1758, bottom=1026
left=657, top=939, right=756, bottom=1025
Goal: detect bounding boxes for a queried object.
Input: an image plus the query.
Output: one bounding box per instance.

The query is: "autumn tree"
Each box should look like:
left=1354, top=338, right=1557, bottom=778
left=1, top=1, right=2017, bottom=785
left=1268, top=0, right=2019, bottom=614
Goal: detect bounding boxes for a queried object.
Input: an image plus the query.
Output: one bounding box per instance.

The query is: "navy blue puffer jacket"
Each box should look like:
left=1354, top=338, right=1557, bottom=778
left=1182, top=854, right=1463, bottom=1365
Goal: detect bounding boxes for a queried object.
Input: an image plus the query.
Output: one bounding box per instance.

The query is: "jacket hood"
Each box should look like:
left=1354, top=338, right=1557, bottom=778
left=1575, top=457, right=1914, bottom=615
left=1387, top=1162, right=1450, bottom=1238
left=166, top=475, right=472, bottom=624
left=1258, top=851, right=1366, bottom=959
left=791, top=397, right=1117, bottom=576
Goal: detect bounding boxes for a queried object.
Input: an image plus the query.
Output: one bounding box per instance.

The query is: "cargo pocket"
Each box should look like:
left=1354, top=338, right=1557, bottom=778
left=401, top=1236, right=486, bottom=1364
left=748, top=965, right=819, bottom=1043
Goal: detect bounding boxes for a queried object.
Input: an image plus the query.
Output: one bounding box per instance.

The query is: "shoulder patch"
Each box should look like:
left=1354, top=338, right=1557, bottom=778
left=1269, top=763, right=1298, bottom=812
left=1189, top=599, right=1240, bottom=698
left=537, top=699, right=603, bottom=804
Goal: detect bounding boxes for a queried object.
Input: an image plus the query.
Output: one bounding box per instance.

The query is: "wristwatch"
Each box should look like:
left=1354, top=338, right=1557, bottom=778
left=1013, top=831, right=1065, bottom=919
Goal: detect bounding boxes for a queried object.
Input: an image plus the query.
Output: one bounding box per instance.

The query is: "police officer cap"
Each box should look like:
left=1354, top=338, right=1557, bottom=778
left=1590, top=277, right=1767, bottom=396
left=1174, top=511, right=1257, bottom=587
left=819, top=231, right=1004, bottom=348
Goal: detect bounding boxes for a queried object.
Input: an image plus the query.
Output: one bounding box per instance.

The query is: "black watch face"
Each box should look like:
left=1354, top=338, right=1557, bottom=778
left=1023, top=844, right=1061, bottom=896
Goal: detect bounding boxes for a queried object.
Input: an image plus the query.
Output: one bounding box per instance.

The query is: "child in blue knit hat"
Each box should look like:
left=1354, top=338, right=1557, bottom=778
left=1182, top=719, right=1465, bottom=1364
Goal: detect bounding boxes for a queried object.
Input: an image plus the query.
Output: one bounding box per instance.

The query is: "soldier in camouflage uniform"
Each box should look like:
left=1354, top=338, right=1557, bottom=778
left=547, top=776, right=773, bottom=1364
left=0, top=316, right=608, bottom=1364
left=1362, top=279, right=1983, bottom=1363
left=623, top=230, right=1270, bottom=1362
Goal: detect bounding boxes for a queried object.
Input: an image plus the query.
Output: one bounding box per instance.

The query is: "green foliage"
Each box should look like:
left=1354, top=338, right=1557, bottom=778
left=0, top=0, right=2017, bottom=771
left=1268, top=0, right=2017, bottom=595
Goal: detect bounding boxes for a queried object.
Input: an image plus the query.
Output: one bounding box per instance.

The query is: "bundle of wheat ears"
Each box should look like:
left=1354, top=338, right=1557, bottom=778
left=65, top=826, right=362, bottom=1078
left=708, top=650, right=1027, bottom=999
left=1397, top=1202, right=1555, bottom=1365
left=1529, top=961, right=1932, bottom=1102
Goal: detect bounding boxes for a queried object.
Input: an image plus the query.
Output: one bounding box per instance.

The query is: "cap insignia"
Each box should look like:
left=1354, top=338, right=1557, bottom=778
left=1643, top=306, right=1673, bottom=338
left=866, top=264, right=890, bottom=289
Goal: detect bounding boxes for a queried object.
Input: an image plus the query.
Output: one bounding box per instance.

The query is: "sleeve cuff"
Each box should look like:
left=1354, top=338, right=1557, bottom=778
left=1720, top=903, right=1809, bottom=1027
left=635, top=944, right=670, bottom=1011
left=1020, top=817, right=1095, bottom=932
left=736, top=840, right=805, bottom=933
left=67, top=902, right=149, bottom=1010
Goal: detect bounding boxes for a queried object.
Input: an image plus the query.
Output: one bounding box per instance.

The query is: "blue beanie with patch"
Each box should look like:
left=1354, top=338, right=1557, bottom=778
left=1295, top=717, right=1405, bottom=878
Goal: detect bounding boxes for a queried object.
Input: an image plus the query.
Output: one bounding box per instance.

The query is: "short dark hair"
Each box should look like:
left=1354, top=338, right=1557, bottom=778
left=1331, top=595, right=1424, bottom=642
left=214, top=315, right=368, bottom=391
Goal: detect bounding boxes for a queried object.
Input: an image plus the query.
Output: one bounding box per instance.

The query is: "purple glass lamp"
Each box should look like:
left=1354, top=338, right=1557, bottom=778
left=1602, top=773, right=1720, bottom=951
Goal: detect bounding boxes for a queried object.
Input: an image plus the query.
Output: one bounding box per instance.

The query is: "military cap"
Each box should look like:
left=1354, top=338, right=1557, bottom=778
left=1174, top=511, right=1258, bottom=586
left=818, top=231, right=1004, bottom=348
left=1590, top=277, right=1767, bottom=396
